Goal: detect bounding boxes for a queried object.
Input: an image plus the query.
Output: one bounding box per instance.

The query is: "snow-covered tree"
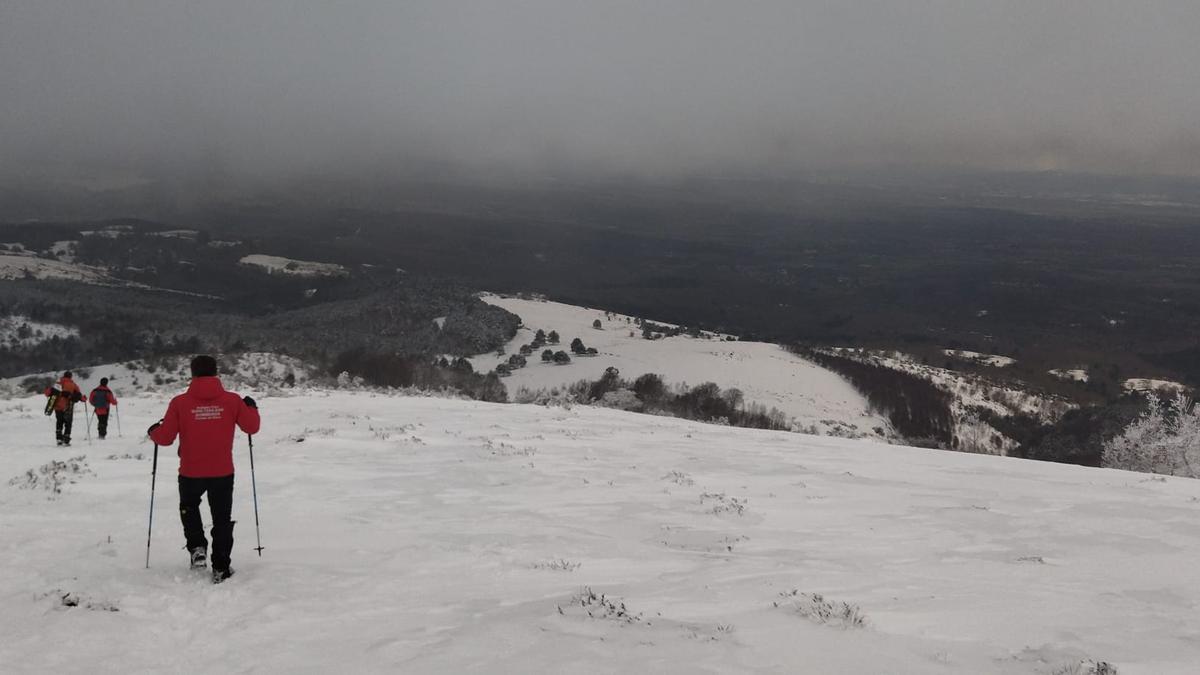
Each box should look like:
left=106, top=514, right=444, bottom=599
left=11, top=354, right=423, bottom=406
left=1102, top=394, right=1200, bottom=478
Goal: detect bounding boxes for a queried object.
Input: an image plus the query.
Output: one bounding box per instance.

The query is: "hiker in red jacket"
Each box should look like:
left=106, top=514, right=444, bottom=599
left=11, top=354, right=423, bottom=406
left=45, top=371, right=84, bottom=446
left=148, top=355, right=260, bottom=583
left=88, top=378, right=118, bottom=440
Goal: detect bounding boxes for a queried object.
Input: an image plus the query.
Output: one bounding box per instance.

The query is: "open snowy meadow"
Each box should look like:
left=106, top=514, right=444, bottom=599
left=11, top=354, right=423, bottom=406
left=3, top=389, right=1199, bottom=673
left=470, top=295, right=892, bottom=440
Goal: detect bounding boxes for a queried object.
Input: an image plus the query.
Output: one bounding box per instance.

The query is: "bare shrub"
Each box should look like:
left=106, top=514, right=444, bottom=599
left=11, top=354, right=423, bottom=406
left=9, top=456, right=92, bottom=494
left=1052, top=660, right=1118, bottom=675
left=559, top=587, right=642, bottom=624
left=773, top=590, right=867, bottom=629
left=1103, top=393, right=1199, bottom=478
left=532, top=559, right=581, bottom=572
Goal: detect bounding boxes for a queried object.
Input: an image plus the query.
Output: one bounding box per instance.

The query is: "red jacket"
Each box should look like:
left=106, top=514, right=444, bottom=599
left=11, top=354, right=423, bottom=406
left=149, top=377, right=261, bottom=478
left=45, top=378, right=82, bottom=412
left=89, top=386, right=117, bottom=415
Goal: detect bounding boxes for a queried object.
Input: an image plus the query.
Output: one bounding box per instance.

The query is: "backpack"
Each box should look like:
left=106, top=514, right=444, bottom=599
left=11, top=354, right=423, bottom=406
left=91, top=388, right=109, bottom=410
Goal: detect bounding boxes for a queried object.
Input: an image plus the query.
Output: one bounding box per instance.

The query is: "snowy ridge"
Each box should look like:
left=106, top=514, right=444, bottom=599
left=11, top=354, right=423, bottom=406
left=0, top=352, right=317, bottom=399
left=472, top=295, right=894, bottom=441
left=1, top=391, right=1197, bottom=673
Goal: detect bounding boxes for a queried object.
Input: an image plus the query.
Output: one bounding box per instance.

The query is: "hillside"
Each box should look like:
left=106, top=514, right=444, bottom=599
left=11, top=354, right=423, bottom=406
left=470, top=295, right=893, bottom=440
left=2, top=389, right=1198, bottom=673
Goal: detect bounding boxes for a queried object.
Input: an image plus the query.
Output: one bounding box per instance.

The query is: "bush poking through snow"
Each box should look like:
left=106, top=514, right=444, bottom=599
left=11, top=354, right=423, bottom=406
left=9, top=456, right=92, bottom=494
left=1051, top=660, right=1118, bottom=675
left=49, top=589, right=118, bottom=612
left=531, top=559, right=581, bottom=572
left=700, top=491, right=746, bottom=516
left=559, top=587, right=642, bottom=624
left=773, top=590, right=867, bottom=629
left=661, top=470, right=695, bottom=487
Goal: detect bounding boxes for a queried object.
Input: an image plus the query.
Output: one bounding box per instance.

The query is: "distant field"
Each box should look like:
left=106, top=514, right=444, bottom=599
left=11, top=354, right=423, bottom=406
left=470, top=295, right=892, bottom=440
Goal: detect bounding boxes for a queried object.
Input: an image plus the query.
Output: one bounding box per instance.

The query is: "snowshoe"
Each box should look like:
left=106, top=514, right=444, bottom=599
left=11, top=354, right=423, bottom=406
left=212, top=568, right=234, bottom=584
left=189, top=547, right=208, bottom=570
left=44, top=390, right=60, bottom=416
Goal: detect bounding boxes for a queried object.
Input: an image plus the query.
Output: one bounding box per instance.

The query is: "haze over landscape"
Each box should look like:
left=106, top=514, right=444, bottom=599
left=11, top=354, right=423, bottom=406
left=3, top=1, right=1200, bottom=190
left=3, top=3, right=1200, bottom=674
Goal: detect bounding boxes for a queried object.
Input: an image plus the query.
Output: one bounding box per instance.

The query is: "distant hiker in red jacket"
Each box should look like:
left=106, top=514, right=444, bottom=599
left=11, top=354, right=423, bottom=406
left=88, top=378, right=118, bottom=440
left=45, top=371, right=84, bottom=446
left=148, top=355, right=261, bottom=583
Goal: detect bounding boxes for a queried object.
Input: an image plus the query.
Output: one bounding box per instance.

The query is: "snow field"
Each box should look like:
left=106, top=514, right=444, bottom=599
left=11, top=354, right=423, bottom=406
left=1050, top=369, right=1090, bottom=383
left=471, top=295, right=893, bottom=440
left=2, top=391, right=1199, bottom=673
left=943, top=349, right=1017, bottom=368
left=0, top=254, right=113, bottom=283
left=1123, top=378, right=1188, bottom=396
left=239, top=254, right=348, bottom=278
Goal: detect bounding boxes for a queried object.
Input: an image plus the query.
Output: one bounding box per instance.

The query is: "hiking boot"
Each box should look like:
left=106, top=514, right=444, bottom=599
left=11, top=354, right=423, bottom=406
left=189, top=547, right=208, bottom=570
left=212, top=567, right=235, bottom=584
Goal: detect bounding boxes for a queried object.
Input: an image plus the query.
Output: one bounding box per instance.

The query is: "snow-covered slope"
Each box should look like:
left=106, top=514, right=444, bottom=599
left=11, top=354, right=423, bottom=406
left=0, top=352, right=316, bottom=398
left=827, top=348, right=1075, bottom=455
left=471, top=295, right=892, bottom=440
left=2, top=390, right=1198, bottom=673
left=0, top=315, right=79, bottom=348
left=0, top=254, right=114, bottom=283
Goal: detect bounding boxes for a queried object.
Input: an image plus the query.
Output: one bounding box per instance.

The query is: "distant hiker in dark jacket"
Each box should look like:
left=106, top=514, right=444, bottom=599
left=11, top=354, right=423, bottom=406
left=88, top=378, right=118, bottom=440
left=148, top=355, right=261, bottom=584
left=45, top=371, right=83, bottom=446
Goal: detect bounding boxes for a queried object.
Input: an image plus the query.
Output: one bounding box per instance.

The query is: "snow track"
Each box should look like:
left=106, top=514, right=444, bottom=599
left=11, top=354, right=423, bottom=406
left=2, top=391, right=1198, bottom=673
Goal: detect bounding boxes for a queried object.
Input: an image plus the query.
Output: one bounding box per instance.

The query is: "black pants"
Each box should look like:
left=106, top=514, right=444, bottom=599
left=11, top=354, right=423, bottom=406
left=54, top=409, right=73, bottom=442
left=96, top=412, right=110, bottom=438
left=178, top=474, right=235, bottom=570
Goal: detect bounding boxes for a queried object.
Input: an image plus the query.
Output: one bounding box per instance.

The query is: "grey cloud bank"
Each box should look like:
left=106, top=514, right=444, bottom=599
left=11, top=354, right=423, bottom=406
left=2, top=1, right=1199, bottom=185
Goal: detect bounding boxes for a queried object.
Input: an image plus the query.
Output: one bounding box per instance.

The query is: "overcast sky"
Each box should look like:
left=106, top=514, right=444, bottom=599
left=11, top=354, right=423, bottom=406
left=2, top=1, right=1199, bottom=185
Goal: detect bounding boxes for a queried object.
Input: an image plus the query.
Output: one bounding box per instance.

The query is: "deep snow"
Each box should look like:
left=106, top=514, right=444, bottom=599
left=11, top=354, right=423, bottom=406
left=2, top=389, right=1199, bottom=673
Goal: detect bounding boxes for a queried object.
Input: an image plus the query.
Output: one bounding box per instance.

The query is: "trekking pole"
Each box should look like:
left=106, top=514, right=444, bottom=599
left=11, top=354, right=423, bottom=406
left=248, top=434, right=264, bottom=556
left=146, top=443, right=159, bottom=568
left=115, top=406, right=122, bottom=437
left=83, top=400, right=92, bottom=442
